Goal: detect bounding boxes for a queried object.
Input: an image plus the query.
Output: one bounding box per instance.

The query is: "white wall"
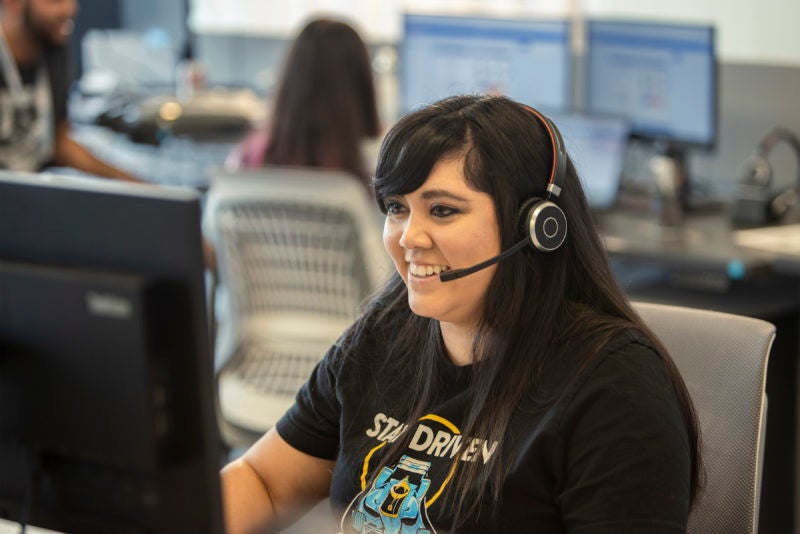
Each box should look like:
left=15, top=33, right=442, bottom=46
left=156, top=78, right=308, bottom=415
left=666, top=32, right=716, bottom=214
left=190, top=0, right=800, bottom=66
left=189, top=0, right=572, bottom=42
left=189, top=0, right=403, bottom=42
left=582, top=0, right=800, bottom=66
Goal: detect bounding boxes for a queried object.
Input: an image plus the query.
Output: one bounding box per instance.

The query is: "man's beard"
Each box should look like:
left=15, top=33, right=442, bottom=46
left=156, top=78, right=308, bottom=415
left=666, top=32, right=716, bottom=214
left=22, top=2, right=70, bottom=51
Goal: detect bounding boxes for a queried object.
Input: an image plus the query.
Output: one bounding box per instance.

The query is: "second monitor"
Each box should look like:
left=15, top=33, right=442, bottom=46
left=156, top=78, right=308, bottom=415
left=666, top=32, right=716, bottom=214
left=585, top=19, right=717, bottom=149
left=585, top=19, right=717, bottom=209
left=401, top=13, right=572, bottom=113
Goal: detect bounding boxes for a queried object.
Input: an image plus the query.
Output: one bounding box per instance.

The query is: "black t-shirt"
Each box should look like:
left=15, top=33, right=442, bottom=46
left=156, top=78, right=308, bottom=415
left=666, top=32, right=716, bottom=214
left=276, top=325, right=692, bottom=533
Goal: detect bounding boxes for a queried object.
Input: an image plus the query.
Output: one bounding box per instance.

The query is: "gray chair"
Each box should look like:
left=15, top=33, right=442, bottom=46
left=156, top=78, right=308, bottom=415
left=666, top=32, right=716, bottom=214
left=633, top=301, right=775, bottom=534
left=204, top=167, right=391, bottom=443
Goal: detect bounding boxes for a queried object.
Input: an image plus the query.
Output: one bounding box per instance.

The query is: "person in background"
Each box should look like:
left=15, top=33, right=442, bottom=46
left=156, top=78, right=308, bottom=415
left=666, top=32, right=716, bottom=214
left=0, top=0, right=142, bottom=182
left=225, top=17, right=381, bottom=189
left=220, top=94, right=703, bottom=533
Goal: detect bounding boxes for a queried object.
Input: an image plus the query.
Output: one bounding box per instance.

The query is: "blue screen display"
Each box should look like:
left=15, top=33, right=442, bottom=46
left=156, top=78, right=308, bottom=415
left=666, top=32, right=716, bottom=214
left=585, top=20, right=716, bottom=147
left=548, top=111, right=630, bottom=210
left=402, top=14, right=571, bottom=113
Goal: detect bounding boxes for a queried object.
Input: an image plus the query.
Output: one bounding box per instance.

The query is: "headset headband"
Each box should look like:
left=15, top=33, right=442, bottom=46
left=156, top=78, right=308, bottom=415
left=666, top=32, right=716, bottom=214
left=757, top=127, right=800, bottom=158
left=522, top=105, right=567, bottom=201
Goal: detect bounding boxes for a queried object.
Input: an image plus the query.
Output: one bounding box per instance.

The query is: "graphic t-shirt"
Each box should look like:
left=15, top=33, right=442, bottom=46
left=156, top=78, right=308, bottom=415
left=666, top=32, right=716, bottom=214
left=276, top=326, right=692, bottom=533
left=0, top=43, right=69, bottom=172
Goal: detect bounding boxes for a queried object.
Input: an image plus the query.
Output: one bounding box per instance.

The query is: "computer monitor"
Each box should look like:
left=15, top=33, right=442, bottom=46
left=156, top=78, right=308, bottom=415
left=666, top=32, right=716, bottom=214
left=584, top=19, right=717, bottom=208
left=548, top=111, right=631, bottom=211
left=401, top=13, right=572, bottom=113
left=0, top=173, right=223, bottom=533
left=584, top=19, right=717, bottom=149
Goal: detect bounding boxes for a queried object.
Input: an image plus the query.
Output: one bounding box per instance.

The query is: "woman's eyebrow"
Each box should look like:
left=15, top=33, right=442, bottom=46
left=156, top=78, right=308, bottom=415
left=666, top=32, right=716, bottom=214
left=419, top=189, right=470, bottom=202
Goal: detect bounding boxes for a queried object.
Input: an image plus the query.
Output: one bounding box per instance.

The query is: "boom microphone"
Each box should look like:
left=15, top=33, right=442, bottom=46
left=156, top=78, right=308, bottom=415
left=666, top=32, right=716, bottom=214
left=439, top=238, right=530, bottom=282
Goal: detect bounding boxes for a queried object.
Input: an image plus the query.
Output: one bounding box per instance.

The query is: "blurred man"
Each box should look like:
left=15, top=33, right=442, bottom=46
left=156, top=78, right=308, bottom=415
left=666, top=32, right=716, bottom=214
left=0, top=0, right=141, bottom=181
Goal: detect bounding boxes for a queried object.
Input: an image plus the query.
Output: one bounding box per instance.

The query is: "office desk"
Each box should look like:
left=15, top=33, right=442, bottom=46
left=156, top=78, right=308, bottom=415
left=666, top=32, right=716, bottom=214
left=601, top=210, right=778, bottom=287
left=599, top=209, right=800, bottom=534
left=70, top=124, right=235, bottom=188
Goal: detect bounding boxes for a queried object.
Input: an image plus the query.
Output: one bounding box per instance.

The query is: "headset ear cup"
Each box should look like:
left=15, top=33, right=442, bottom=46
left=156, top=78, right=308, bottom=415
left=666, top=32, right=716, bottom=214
left=518, top=197, right=568, bottom=252
left=741, top=153, right=772, bottom=187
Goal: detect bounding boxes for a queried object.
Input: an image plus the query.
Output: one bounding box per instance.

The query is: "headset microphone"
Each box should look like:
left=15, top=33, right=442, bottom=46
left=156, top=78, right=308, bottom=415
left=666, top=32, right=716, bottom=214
left=439, top=238, right=530, bottom=282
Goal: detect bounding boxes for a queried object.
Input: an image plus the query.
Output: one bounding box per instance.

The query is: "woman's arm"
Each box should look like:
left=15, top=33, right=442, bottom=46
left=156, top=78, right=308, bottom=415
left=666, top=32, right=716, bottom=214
left=221, top=427, right=335, bottom=534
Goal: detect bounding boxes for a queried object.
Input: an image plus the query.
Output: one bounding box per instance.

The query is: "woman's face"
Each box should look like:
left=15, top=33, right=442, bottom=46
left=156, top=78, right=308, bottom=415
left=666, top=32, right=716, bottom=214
left=383, top=155, right=501, bottom=329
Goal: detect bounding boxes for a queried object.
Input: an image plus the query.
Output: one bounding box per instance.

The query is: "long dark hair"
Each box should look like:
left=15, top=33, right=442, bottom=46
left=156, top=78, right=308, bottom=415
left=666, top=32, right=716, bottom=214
left=344, top=94, right=702, bottom=529
left=263, top=18, right=380, bottom=186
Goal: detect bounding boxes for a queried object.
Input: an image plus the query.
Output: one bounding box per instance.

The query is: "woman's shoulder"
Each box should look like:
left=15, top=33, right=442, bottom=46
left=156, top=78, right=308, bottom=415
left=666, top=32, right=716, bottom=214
left=540, top=328, right=667, bottom=418
left=224, top=129, right=270, bottom=170
left=556, top=328, right=679, bottom=424
left=335, top=308, right=398, bottom=363
left=579, top=328, right=668, bottom=390
left=598, top=328, right=666, bottom=379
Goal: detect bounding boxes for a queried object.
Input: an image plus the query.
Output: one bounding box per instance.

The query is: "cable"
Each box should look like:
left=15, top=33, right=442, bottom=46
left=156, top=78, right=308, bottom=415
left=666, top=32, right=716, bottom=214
left=18, top=449, right=41, bottom=534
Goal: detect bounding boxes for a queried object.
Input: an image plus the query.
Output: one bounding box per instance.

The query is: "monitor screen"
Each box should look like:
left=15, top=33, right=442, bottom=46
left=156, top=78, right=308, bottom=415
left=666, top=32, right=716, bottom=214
left=0, top=173, right=223, bottom=533
left=585, top=19, right=717, bottom=148
left=548, top=111, right=630, bottom=210
left=401, top=13, right=572, bottom=113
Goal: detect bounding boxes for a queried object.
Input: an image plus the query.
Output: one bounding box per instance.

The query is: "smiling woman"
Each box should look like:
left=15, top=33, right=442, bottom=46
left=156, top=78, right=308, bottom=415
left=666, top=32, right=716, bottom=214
left=382, top=155, right=501, bottom=338
left=220, top=94, right=703, bottom=534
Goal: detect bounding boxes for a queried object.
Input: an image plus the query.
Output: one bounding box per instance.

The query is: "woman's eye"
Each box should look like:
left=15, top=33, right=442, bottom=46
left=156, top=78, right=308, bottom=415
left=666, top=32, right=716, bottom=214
left=384, top=199, right=405, bottom=215
left=431, top=204, right=458, bottom=218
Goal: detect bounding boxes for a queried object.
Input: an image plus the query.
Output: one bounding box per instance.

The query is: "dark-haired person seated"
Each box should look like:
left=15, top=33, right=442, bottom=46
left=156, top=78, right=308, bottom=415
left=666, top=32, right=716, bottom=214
left=0, top=0, right=142, bottom=182
left=225, top=17, right=382, bottom=190
left=220, top=94, right=702, bottom=533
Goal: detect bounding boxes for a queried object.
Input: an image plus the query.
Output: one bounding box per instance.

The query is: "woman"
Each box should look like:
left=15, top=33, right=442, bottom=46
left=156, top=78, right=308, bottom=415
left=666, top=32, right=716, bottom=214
left=221, top=95, right=702, bottom=533
left=226, top=18, right=381, bottom=188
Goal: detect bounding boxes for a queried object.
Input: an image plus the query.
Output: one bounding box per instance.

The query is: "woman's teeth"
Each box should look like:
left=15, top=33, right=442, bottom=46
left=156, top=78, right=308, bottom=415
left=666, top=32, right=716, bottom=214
left=409, top=263, right=450, bottom=277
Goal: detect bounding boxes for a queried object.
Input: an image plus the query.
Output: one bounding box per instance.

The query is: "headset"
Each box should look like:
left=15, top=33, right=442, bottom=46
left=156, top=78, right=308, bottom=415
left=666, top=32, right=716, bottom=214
left=731, top=127, right=800, bottom=227
left=517, top=105, right=569, bottom=253
left=440, top=105, right=568, bottom=282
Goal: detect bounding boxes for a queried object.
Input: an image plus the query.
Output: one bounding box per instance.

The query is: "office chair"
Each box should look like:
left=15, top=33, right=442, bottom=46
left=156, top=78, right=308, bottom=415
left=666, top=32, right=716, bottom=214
left=204, top=167, right=391, bottom=444
left=633, top=301, right=775, bottom=534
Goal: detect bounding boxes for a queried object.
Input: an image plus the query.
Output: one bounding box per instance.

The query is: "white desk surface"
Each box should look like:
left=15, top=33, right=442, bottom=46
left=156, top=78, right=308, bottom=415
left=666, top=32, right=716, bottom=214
left=734, top=223, right=800, bottom=256
left=0, top=519, right=60, bottom=534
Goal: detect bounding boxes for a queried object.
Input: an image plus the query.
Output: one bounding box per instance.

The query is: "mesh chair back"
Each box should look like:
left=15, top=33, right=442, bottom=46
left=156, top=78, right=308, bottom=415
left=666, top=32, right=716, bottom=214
left=634, top=301, right=775, bottom=534
left=205, top=167, right=390, bottom=434
left=220, top=202, right=372, bottom=320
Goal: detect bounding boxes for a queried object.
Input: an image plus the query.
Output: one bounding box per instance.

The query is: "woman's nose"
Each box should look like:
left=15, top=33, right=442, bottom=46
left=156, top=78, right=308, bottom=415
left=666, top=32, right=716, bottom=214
left=398, top=213, right=433, bottom=250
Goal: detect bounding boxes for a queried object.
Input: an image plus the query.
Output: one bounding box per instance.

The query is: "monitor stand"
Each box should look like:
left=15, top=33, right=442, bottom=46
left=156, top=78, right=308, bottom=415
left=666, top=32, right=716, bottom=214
left=617, top=138, right=689, bottom=224
left=650, top=140, right=689, bottom=224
